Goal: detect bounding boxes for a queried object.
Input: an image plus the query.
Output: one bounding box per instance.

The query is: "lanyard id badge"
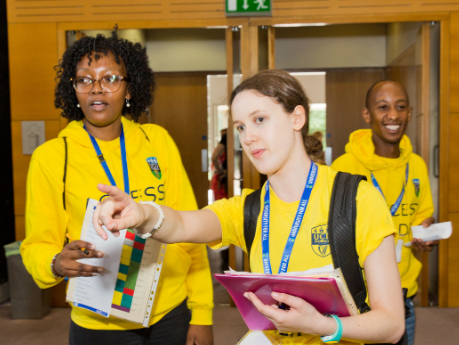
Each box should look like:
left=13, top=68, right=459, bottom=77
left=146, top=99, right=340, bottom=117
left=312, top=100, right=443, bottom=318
left=371, top=164, right=409, bottom=263
left=261, top=162, right=318, bottom=275
left=85, top=124, right=130, bottom=195
left=371, top=164, right=408, bottom=216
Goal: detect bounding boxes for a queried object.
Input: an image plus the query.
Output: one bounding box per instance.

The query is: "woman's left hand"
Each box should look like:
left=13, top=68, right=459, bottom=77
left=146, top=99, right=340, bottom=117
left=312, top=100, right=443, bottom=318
left=244, top=291, right=333, bottom=335
left=186, top=325, right=213, bottom=345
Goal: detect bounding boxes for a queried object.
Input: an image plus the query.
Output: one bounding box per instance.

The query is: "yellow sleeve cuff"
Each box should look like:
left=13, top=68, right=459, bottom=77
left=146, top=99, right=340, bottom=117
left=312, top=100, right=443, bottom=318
left=190, top=308, right=213, bottom=325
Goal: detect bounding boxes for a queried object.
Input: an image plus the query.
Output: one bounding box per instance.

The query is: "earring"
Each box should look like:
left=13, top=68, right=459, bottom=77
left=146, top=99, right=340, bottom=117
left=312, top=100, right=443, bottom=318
left=126, top=99, right=130, bottom=108
left=77, top=103, right=80, bottom=108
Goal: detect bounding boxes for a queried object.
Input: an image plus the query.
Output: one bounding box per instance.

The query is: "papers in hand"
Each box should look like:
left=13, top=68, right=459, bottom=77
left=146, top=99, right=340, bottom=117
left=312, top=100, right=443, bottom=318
left=66, top=199, right=167, bottom=326
left=68, top=199, right=125, bottom=318
left=237, top=331, right=273, bottom=345
left=214, top=267, right=357, bottom=331
left=404, top=221, right=453, bottom=247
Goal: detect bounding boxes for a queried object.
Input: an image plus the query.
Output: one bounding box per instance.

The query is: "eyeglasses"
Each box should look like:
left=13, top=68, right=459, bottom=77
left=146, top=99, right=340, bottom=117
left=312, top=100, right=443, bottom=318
left=71, top=75, right=130, bottom=94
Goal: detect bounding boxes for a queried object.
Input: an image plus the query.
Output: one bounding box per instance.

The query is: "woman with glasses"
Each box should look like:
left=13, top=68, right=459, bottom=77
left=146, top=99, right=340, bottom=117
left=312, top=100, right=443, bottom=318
left=20, top=29, right=214, bottom=345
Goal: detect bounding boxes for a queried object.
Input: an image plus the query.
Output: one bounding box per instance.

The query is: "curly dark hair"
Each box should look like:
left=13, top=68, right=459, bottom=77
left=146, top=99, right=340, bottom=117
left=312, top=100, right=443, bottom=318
left=54, top=27, right=155, bottom=121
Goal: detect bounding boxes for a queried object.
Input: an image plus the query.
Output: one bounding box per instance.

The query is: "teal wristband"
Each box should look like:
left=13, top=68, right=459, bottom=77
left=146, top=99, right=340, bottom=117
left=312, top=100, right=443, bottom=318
left=320, top=314, right=343, bottom=343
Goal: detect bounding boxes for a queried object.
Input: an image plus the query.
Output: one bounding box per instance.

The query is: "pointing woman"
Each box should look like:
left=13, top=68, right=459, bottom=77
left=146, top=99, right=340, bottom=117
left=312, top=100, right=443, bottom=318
left=94, top=69, right=405, bottom=345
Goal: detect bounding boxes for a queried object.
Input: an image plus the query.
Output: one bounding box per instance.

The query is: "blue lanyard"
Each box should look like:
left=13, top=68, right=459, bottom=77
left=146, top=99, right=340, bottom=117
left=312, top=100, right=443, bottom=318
left=261, top=162, right=318, bottom=275
left=84, top=124, right=130, bottom=194
left=371, top=164, right=408, bottom=216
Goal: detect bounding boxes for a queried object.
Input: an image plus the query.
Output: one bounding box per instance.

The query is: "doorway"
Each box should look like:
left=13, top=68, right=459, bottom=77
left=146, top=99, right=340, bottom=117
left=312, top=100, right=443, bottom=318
left=262, top=21, right=441, bottom=306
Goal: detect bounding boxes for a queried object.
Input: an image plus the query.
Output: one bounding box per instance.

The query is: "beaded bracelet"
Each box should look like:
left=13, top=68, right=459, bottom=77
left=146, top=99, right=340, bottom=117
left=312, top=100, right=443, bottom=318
left=132, top=200, right=165, bottom=239
left=50, top=253, right=64, bottom=278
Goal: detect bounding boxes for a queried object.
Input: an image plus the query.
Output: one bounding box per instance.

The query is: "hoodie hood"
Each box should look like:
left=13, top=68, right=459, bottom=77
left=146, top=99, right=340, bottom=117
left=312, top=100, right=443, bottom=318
left=58, top=116, right=140, bottom=149
left=344, top=129, right=412, bottom=171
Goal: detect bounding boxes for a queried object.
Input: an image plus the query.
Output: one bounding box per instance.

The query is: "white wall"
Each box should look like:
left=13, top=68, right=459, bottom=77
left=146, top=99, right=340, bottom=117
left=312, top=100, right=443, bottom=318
left=275, top=24, right=387, bottom=69
left=292, top=72, right=326, bottom=104
left=145, top=29, right=226, bottom=72
left=386, top=22, right=422, bottom=65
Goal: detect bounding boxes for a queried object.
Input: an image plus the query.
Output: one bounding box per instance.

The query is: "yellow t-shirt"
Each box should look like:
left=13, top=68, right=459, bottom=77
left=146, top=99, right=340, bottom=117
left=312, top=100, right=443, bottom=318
left=207, top=165, right=397, bottom=345
left=332, top=130, right=434, bottom=297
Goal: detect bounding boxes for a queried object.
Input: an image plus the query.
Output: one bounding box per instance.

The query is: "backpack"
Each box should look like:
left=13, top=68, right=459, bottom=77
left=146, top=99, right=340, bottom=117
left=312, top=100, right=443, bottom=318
left=243, top=171, right=408, bottom=345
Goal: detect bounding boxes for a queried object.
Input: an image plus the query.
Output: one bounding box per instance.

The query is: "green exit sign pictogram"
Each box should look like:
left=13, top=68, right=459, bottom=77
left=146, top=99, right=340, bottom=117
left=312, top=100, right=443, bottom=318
left=226, top=0, right=272, bottom=17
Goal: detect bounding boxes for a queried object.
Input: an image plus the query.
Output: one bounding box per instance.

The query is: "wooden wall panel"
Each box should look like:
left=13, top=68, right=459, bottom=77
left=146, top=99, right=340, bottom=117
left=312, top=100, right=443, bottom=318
left=241, top=24, right=261, bottom=191
left=226, top=28, right=234, bottom=199
left=7, top=0, right=226, bottom=24
left=15, top=215, right=25, bottom=242
left=438, top=16, right=451, bottom=307
left=7, top=0, right=459, bottom=24
left=449, top=114, right=459, bottom=213
left=326, top=68, right=385, bottom=162
left=149, top=72, right=212, bottom=209
left=386, top=45, right=418, bottom=153
left=450, top=12, right=459, bottom=113
left=8, top=23, right=60, bottom=121
left=11, top=120, right=61, bottom=230
left=272, top=0, right=459, bottom=17
left=447, top=211, right=459, bottom=306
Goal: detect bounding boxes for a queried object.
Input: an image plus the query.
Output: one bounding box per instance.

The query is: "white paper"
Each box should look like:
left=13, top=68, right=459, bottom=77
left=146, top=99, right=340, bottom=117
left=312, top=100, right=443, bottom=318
left=225, top=264, right=334, bottom=276
left=237, top=331, right=274, bottom=345
left=396, top=239, right=404, bottom=262
left=72, top=199, right=126, bottom=317
left=404, top=221, right=453, bottom=247
left=283, top=264, right=334, bottom=277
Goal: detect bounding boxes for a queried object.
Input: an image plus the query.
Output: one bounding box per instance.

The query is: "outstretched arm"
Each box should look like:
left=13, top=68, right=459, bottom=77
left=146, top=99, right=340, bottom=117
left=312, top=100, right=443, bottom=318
left=93, top=184, right=222, bottom=244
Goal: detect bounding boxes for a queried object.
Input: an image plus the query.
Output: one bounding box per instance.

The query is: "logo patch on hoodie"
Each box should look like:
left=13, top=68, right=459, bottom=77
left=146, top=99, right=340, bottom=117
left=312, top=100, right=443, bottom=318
left=146, top=157, right=161, bottom=180
left=311, top=224, right=330, bottom=258
left=413, top=179, right=420, bottom=198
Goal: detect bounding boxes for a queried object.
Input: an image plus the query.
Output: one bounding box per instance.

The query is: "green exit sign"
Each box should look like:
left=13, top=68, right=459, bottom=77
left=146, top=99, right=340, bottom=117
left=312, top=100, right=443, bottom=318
left=226, top=0, right=272, bottom=17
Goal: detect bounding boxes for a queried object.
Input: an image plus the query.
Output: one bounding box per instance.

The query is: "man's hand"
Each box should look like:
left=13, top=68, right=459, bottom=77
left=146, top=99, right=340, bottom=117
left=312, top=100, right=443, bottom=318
left=411, top=217, right=439, bottom=252
left=186, top=325, right=213, bottom=345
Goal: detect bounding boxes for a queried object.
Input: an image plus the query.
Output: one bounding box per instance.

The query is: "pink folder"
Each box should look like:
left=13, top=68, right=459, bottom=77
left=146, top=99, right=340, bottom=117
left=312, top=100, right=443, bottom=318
left=214, top=273, right=351, bottom=331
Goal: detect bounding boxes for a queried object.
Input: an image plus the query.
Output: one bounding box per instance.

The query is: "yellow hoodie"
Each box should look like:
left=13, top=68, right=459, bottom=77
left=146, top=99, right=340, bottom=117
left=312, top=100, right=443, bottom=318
left=332, top=129, right=434, bottom=297
left=21, top=117, right=213, bottom=330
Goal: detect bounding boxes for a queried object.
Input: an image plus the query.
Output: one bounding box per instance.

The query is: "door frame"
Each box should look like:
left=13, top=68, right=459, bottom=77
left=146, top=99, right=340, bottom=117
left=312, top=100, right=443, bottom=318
left=55, top=12, right=451, bottom=307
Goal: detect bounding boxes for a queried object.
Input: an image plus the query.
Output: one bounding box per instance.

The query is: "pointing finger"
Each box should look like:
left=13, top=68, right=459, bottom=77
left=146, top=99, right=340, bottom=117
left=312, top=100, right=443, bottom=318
left=97, top=184, right=130, bottom=205
left=92, top=203, right=108, bottom=240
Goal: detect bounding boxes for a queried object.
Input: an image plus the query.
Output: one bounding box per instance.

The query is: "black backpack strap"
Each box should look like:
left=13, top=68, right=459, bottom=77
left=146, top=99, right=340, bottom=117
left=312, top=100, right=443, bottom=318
left=328, top=171, right=370, bottom=314
left=243, top=189, right=262, bottom=260
left=63, top=136, right=68, bottom=210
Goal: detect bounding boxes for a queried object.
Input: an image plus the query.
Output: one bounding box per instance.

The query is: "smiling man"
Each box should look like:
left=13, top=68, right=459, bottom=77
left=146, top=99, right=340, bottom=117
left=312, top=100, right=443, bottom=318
left=331, top=80, right=436, bottom=345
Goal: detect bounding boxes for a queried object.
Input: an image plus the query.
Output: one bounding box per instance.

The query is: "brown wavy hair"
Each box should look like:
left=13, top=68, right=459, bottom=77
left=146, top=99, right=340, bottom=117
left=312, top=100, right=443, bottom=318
left=230, top=69, right=324, bottom=164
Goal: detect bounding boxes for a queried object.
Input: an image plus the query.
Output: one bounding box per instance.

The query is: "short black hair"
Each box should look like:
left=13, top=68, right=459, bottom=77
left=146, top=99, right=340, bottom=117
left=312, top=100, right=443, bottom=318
left=54, top=27, right=155, bottom=121
left=365, top=80, right=409, bottom=109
